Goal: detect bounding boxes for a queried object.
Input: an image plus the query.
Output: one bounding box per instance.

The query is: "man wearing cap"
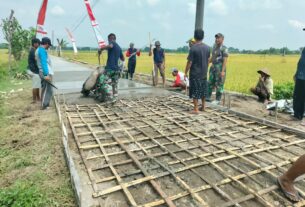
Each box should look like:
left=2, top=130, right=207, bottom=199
left=36, top=37, right=54, bottom=110
left=171, top=68, right=189, bottom=90
left=207, top=33, right=229, bottom=104
left=126, top=42, right=140, bottom=80
left=250, top=69, right=273, bottom=103
left=149, top=41, right=166, bottom=87
left=100, top=33, right=125, bottom=102
left=27, top=38, right=41, bottom=103
left=187, top=38, right=196, bottom=48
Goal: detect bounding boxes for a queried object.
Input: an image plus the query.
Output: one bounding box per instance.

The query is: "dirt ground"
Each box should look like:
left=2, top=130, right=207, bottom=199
left=225, top=94, right=305, bottom=131
left=132, top=73, right=305, bottom=132
left=0, top=81, right=75, bottom=206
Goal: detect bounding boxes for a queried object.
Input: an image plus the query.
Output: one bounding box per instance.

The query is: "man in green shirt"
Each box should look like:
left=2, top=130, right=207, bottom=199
left=207, top=33, right=229, bottom=104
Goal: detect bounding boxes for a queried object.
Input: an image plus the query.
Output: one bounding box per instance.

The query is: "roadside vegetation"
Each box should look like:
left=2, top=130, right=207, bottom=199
left=0, top=48, right=75, bottom=206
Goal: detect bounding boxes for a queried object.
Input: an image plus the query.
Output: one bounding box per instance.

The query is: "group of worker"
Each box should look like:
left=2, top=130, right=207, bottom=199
left=27, top=29, right=305, bottom=203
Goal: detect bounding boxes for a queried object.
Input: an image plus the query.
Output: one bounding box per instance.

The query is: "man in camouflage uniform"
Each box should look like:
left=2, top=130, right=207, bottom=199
left=207, top=33, right=229, bottom=104
left=100, top=33, right=125, bottom=102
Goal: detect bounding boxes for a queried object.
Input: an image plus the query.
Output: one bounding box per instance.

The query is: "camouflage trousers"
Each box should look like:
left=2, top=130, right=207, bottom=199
left=96, top=70, right=120, bottom=102
left=208, top=63, right=226, bottom=101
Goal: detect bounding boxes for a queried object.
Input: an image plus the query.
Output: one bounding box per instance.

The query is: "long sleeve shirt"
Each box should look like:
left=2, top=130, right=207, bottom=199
left=126, top=48, right=140, bottom=62
left=35, top=46, right=53, bottom=76
left=295, top=52, right=305, bottom=80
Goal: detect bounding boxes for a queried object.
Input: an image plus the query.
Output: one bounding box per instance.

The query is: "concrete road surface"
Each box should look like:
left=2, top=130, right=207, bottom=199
left=51, top=56, right=171, bottom=104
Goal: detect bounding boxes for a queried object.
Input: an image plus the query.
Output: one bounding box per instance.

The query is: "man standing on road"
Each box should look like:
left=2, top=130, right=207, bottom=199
left=149, top=41, right=166, bottom=87
left=100, top=33, right=125, bottom=102
left=278, top=154, right=305, bottom=202
left=126, top=42, right=140, bottom=80
left=36, top=37, right=53, bottom=110
left=184, top=29, right=210, bottom=114
left=28, top=38, right=41, bottom=103
left=207, top=33, right=229, bottom=104
left=292, top=48, right=305, bottom=124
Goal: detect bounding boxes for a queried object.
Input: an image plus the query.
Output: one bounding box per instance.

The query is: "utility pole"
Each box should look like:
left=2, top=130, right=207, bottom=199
left=7, top=10, right=14, bottom=74
left=51, top=30, right=54, bottom=54
left=195, top=0, right=205, bottom=30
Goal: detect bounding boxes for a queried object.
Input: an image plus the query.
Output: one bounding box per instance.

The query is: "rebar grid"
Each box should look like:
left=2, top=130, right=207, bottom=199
left=65, top=96, right=305, bottom=207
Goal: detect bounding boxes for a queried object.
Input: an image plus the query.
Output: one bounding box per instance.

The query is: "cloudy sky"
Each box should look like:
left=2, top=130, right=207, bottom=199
left=0, top=0, right=304, bottom=50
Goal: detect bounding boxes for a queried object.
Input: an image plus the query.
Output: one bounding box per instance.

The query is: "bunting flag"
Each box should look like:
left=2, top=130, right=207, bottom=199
left=84, top=0, right=106, bottom=48
left=36, top=0, right=48, bottom=35
left=65, top=28, right=78, bottom=54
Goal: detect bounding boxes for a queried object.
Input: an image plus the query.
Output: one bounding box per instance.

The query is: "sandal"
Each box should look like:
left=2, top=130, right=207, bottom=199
left=199, top=107, right=206, bottom=112
left=189, top=110, right=199, bottom=115
left=277, top=177, right=301, bottom=202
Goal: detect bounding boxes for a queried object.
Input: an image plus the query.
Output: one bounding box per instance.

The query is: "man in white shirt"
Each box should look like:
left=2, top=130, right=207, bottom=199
left=250, top=68, right=273, bottom=104
left=171, top=68, right=189, bottom=90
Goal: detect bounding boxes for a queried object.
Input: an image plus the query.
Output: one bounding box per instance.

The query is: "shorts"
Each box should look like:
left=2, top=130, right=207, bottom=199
left=154, top=63, right=165, bottom=77
left=32, top=73, right=41, bottom=89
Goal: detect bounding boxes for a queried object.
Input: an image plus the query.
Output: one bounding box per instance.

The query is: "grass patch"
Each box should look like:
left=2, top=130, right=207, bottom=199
left=0, top=181, right=53, bottom=207
left=273, top=82, right=294, bottom=100
left=0, top=52, right=75, bottom=206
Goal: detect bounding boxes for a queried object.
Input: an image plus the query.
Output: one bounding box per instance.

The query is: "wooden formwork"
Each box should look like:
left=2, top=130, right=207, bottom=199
left=63, top=95, right=305, bottom=207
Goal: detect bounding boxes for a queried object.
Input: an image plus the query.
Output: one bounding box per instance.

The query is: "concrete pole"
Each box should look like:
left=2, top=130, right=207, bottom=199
left=8, top=10, right=14, bottom=74
left=195, top=0, right=205, bottom=30
left=51, top=30, right=54, bottom=54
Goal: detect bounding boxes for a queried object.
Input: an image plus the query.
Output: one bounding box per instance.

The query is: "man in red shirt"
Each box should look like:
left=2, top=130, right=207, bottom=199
left=125, top=43, right=140, bottom=80
left=171, top=68, right=188, bottom=90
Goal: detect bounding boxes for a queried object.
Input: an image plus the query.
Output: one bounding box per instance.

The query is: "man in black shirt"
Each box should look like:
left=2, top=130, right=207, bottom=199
left=28, top=38, right=41, bottom=103
left=184, top=29, right=210, bottom=114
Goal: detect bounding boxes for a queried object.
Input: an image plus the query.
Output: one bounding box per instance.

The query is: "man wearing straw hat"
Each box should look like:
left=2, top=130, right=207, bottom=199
left=250, top=68, right=274, bottom=104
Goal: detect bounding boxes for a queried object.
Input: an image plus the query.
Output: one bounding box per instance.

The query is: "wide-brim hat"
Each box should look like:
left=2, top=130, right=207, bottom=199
left=257, top=68, right=271, bottom=77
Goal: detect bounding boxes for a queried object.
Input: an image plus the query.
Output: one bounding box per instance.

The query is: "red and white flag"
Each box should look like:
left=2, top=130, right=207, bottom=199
left=65, top=28, right=78, bottom=54
left=36, top=0, right=48, bottom=36
left=84, top=0, right=106, bottom=48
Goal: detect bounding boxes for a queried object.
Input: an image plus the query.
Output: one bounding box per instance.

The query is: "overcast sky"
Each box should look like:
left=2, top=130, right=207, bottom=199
left=0, top=0, right=305, bottom=50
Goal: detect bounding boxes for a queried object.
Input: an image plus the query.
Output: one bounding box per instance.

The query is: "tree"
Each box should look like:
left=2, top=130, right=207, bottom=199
left=2, top=14, right=35, bottom=61
left=56, top=38, right=68, bottom=57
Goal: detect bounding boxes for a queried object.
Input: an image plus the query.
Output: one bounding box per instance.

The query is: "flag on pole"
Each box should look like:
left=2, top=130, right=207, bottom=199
left=84, top=0, right=106, bottom=48
left=36, top=0, right=48, bottom=36
left=65, top=28, right=78, bottom=54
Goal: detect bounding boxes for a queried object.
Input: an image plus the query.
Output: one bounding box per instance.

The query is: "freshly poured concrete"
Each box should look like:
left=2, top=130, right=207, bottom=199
left=51, top=56, right=171, bottom=105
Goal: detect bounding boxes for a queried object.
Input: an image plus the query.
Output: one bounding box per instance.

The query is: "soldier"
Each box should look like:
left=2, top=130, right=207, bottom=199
left=207, top=33, right=229, bottom=104
left=100, top=33, right=125, bottom=102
